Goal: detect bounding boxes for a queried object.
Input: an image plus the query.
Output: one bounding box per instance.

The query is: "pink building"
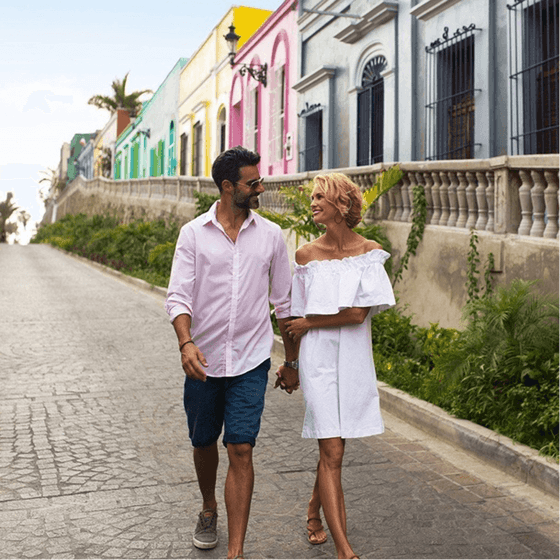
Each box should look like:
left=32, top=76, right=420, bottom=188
left=229, top=0, right=298, bottom=176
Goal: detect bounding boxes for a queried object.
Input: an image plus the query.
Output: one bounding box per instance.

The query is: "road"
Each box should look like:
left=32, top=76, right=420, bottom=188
left=0, top=244, right=557, bottom=559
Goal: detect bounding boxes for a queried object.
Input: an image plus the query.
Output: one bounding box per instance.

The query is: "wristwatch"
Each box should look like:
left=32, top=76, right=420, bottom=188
left=284, top=359, right=299, bottom=370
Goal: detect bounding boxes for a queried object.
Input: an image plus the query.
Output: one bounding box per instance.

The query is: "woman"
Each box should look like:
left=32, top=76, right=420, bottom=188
left=285, top=173, right=395, bottom=559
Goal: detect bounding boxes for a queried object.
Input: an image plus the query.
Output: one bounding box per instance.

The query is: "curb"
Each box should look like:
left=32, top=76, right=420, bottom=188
left=51, top=245, right=559, bottom=497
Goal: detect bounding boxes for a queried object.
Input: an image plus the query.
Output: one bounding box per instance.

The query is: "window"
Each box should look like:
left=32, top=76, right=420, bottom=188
left=193, top=122, right=203, bottom=176
left=508, top=0, right=559, bottom=154
left=270, top=66, right=286, bottom=162
left=217, top=107, right=227, bottom=154
left=357, top=56, right=386, bottom=165
left=158, top=140, right=165, bottom=176
left=301, top=110, right=323, bottom=171
left=180, top=133, right=188, bottom=175
left=425, top=25, right=480, bottom=160
left=244, top=87, right=259, bottom=152
left=168, top=122, right=176, bottom=175
left=131, top=141, right=139, bottom=178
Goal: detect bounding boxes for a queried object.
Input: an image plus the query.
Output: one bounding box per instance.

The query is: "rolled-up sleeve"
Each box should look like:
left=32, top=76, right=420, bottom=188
left=269, top=229, right=292, bottom=319
left=165, top=224, right=196, bottom=323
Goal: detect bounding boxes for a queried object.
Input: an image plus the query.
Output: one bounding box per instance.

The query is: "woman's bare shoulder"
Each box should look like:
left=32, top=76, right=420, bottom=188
left=295, top=239, right=323, bottom=265
left=362, top=238, right=383, bottom=252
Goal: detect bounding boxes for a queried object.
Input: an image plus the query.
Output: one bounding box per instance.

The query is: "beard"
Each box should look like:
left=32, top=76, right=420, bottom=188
left=233, top=188, right=260, bottom=210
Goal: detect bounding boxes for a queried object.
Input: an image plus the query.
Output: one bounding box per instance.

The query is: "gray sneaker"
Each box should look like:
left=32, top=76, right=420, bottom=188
left=193, top=509, right=218, bottom=549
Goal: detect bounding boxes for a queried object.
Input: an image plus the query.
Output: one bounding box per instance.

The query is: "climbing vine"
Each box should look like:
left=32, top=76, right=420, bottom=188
left=466, top=229, right=496, bottom=307
left=392, top=184, right=428, bottom=287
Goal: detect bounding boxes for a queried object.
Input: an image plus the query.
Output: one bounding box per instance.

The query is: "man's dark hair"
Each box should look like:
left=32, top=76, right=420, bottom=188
left=211, top=146, right=261, bottom=193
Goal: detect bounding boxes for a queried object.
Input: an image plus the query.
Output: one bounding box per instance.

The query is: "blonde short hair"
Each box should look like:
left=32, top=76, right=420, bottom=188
left=313, top=173, right=363, bottom=229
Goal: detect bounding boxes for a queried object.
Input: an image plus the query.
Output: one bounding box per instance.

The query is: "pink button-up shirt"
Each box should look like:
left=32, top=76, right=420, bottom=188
left=165, top=201, right=292, bottom=378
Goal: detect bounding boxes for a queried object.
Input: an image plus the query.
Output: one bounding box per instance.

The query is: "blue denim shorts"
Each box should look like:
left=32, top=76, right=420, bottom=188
left=183, top=358, right=270, bottom=448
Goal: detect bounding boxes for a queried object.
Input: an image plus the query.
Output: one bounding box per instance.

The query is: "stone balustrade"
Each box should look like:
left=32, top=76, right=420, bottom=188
left=59, top=155, right=558, bottom=238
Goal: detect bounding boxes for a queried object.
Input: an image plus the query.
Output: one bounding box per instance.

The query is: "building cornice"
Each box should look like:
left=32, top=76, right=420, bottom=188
left=293, top=66, right=337, bottom=93
left=334, top=1, right=398, bottom=44
left=410, top=0, right=462, bottom=22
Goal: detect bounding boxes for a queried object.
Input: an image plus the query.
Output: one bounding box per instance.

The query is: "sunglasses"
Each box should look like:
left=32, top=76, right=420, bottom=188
left=235, top=177, right=265, bottom=189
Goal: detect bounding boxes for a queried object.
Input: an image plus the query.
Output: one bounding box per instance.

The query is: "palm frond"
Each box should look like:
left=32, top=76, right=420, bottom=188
left=362, top=165, right=404, bottom=211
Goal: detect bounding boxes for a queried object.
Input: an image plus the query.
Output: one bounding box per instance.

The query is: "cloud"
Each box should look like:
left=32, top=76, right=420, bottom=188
left=23, top=90, right=73, bottom=113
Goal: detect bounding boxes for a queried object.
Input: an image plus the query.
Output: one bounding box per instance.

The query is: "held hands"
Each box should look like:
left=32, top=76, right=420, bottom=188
left=274, top=365, right=299, bottom=394
left=180, top=343, right=208, bottom=381
left=285, top=318, right=310, bottom=343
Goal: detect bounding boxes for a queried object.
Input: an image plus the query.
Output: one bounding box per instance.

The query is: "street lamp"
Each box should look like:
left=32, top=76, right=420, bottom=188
left=224, top=24, right=268, bottom=87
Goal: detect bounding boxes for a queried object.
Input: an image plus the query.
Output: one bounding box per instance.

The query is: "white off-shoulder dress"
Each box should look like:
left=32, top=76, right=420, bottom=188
left=291, top=249, right=396, bottom=439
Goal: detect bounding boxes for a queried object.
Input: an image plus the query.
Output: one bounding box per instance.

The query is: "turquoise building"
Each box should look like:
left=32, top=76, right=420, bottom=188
left=114, top=58, right=188, bottom=180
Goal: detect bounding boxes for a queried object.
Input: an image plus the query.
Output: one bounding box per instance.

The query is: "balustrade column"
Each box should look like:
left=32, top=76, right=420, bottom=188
left=387, top=187, right=396, bottom=221
left=393, top=181, right=403, bottom=222
left=429, top=172, right=441, bottom=225
left=556, top=171, right=560, bottom=239
left=417, top=172, right=433, bottom=223
left=529, top=171, right=546, bottom=237
left=456, top=171, right=469, bottom=228
left=447, top=172, right=459, bottom=227
left=438, top=172, right=450, bottom=226
left=474, top=172, right=488, bottom=230
left=517, top=170, right=533, bottom=236
left=466, top=172, right=479, bottom=229
left=407, top=172, right=416, bottom=222
left=543, top=170, right=559, bottom=239
left=401, top=174, right=411, bottom=222
left=485, top=171, right=495, bottom=232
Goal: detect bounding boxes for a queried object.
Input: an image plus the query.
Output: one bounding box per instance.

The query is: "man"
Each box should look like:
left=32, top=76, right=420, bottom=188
left=165, top=146, right=298, bottom=559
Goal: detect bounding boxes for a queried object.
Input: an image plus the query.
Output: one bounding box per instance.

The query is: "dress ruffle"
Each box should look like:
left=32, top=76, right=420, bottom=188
left=291, top=249, right=395, bottom=317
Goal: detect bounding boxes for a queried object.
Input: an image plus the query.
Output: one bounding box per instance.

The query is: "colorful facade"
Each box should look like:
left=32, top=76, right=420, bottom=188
left=67, top=133, right=96, bottom=180
left=177, top=6, right=272, bottom=178
left=229, top=0, right=299, bottom=176
left=114, top=58, right=188, bottom=180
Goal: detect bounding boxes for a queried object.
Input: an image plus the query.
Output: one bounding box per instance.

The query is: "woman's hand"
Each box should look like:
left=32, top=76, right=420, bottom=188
left=285, top=318, right=310, bottom=343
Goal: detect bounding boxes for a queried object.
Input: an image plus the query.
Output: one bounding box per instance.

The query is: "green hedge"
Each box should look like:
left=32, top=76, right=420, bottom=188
left=372, top=282, right=559, bottom=459
left=33, top=214, right=559, bottom=458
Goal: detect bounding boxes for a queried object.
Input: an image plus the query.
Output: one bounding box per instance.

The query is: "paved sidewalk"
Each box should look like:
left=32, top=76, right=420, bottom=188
left=0, top=244, right=557, bottom=559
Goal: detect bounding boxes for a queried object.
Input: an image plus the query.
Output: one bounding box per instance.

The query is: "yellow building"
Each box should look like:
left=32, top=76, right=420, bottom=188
left=178, top=6, right=272, bottom=177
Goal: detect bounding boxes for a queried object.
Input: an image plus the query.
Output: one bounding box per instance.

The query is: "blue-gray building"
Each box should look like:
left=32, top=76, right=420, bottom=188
left=294, top=0, right=558, bottom=171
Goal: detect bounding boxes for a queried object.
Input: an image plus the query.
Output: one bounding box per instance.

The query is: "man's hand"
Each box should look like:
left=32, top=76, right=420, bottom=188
left=181, top=343, right=208, bottom=381
left=274, top=365, right=299, bottom=394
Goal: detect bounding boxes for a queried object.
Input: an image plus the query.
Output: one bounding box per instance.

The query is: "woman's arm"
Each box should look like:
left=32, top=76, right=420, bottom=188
left=285, top=307, right=370, bottom=342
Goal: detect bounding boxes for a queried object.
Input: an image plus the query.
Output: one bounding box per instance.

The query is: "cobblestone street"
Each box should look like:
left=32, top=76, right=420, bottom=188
left=0, top=244, right=558, bottom=559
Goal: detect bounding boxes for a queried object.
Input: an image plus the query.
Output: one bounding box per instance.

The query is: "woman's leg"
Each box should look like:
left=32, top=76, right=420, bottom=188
left=307, top=460, right=327, bottom=544
left=317, top=437, right=356, bottom=559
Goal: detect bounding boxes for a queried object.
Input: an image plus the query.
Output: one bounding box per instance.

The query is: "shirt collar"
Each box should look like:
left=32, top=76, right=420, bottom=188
left=203, top=200, right=256, bottom=230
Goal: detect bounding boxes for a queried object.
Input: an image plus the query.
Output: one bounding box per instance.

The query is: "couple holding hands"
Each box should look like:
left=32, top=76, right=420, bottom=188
left=165, top=146, right=395, bottom=559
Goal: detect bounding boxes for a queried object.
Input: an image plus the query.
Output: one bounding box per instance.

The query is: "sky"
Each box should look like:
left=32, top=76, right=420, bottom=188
left=0, top=0, right=283, bottom=243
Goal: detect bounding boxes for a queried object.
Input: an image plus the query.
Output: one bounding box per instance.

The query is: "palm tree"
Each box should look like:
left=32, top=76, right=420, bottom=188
left=0, top=192, right=19, bottom=243
left=87, top=72, right=152, bottom=118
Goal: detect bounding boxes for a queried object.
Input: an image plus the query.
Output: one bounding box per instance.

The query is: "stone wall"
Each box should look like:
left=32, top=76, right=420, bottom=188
left=49, top=155, right=559, bottom=329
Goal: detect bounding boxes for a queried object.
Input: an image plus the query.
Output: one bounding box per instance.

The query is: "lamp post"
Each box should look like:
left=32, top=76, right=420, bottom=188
left=224, top=24, right=268, bottom=87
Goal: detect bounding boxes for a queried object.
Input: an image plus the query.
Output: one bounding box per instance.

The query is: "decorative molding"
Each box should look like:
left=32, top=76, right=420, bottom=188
left=410, top=0, right=462, bottom=22
left=334, top=1, right=399, bottom=44
left=293, top=66, right=337, bottom=93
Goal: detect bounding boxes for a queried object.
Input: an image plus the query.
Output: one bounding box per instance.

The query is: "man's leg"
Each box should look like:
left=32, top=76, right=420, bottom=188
left=225, top=443, right=254, bottom=559
left=222, top=359, right=270, bottom=559
left=193, top=442, right=219, bottom=512
left=184, top=375, right=224, bottom=549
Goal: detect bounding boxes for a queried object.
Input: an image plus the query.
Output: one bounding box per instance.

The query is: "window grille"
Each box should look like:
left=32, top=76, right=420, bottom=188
left=425, top=24, right=481, bottom=160
left=300, top=110, right=323, bottom=171
left=508, top=0, right=559, bottom=154
left=357, top=56, right=386, bottom=165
